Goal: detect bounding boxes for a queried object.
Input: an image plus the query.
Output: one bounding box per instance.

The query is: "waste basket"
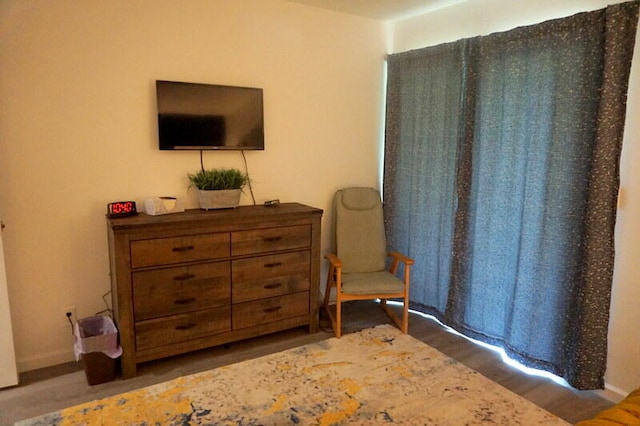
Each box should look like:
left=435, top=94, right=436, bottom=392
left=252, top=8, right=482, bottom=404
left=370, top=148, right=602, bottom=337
left=74, top=315, right=122, bottom=385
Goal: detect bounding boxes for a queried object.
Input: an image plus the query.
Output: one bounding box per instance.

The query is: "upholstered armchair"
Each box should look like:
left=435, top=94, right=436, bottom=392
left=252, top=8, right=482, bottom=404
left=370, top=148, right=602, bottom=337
left=323, top=187, right=414, bottom=337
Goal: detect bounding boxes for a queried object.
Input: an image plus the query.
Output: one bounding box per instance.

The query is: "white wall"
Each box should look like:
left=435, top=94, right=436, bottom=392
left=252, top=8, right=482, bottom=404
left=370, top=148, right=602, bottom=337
left=391, top=0, right=640, bottom=400
left=0, top=0, right=386, bottom=371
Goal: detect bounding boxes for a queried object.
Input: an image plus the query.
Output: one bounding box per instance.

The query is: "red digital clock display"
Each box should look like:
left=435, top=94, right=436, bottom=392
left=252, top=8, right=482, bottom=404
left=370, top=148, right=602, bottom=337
left=107, top=201, right=138, bottom=217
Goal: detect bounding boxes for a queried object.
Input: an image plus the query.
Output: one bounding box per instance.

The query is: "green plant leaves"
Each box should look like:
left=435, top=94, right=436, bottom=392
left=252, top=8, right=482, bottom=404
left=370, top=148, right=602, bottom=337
left=187, top=168, right=249, bottom=190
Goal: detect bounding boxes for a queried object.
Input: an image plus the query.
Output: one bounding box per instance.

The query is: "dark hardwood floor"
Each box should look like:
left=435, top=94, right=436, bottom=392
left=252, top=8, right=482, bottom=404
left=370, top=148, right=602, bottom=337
left=0, top=301, right=613, bottom=425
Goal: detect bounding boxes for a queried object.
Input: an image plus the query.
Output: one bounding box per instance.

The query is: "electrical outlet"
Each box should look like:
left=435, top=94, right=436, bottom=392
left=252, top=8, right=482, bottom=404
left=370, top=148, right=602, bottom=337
left=62, top=305, right=77, bottom=329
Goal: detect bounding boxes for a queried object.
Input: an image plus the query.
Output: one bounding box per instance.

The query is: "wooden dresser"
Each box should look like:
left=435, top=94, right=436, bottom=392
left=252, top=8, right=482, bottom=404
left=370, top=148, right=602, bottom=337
left=106, top=203, right=322, bottom=378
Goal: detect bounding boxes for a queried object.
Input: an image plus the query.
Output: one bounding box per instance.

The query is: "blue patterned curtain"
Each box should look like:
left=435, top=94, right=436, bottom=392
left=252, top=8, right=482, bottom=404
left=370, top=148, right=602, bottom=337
left=383, top=2, right=639, bottom=389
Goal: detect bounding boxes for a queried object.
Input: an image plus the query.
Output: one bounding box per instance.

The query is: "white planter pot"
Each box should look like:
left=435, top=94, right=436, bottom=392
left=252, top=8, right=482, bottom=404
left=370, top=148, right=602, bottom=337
left=197, top=189, right=242, bottom=210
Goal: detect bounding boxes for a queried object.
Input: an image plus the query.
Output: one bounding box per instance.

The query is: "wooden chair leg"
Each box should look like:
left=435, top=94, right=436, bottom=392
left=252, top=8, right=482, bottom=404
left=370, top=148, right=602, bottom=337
left=323, top=267, right=342, bottom=338
left=380, top=298, right=409, bottom=334
left=323, top=281, right=332, bottom=310
left=401, top=297, right=409, bottom=333
left=335, top=299, right=342, bottom=338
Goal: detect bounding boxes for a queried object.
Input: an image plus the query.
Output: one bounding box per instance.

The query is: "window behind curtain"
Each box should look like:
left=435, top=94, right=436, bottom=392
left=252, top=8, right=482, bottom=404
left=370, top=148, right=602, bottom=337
left=384, top=2, right=639, bottom=389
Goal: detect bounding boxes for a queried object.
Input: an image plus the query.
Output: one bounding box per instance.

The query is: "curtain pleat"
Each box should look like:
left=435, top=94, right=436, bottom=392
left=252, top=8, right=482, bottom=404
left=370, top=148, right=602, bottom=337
left=384, top=1, right=639, bottom=389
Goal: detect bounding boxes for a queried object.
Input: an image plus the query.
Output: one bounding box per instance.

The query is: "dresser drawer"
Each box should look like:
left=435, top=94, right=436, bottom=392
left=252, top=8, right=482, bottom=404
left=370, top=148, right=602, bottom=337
left=232, top=292, right=309, bottom=329
left=232, top=252, right=310, bottom=303
left=232, top=251, right=310, bottom=282
left=233, top=275, right=310, bottom=304
left=130, top=233, right=230, bottom=268
left=231, top=225, right=310, bottom=256
left=133, top=262, right=231, bottom=321
left=135, top=307, right=231, bottom=351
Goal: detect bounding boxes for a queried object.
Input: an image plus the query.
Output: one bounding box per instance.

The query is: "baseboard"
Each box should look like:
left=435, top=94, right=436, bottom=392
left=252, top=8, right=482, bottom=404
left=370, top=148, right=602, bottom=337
left=17, top=347, right=76, bottom=373
left=597, top=383, right=628, bottom=402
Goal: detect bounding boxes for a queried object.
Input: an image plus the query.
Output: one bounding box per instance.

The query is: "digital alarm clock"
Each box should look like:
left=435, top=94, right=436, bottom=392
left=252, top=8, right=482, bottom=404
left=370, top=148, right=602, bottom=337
left=107, top=201, right=138, bottom=218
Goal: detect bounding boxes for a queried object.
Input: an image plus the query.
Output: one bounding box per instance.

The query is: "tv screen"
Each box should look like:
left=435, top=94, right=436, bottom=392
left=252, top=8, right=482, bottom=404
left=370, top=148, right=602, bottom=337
left=156, top=80, right=264, bottom=150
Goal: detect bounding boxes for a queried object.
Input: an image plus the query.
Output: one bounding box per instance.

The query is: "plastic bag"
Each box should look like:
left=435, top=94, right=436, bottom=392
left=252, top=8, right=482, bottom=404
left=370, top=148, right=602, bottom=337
left=73, top=315, right=122, bottom=361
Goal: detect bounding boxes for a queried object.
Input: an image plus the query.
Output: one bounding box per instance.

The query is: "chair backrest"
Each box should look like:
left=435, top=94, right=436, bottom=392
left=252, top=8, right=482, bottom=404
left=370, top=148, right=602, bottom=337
left=334, top=187, right=387, bottom=273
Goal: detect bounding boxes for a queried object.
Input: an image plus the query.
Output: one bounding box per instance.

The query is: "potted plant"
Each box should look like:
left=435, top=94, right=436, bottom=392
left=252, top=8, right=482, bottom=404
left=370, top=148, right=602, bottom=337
left=187, top=168, right=249, bottom=210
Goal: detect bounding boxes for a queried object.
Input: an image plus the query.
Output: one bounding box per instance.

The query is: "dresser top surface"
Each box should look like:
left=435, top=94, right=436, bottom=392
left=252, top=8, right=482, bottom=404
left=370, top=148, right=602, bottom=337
left=107, top=202, right=323, bottom=230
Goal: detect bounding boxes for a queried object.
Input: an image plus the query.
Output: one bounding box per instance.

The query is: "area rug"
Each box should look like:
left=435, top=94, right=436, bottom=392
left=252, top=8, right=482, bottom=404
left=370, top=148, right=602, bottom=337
left=17, top=325, right=568, bottom=425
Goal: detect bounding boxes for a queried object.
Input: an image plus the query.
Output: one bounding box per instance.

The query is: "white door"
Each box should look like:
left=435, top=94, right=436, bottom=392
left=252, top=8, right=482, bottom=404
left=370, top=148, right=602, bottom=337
left=0, top=218, right=18, bottom=388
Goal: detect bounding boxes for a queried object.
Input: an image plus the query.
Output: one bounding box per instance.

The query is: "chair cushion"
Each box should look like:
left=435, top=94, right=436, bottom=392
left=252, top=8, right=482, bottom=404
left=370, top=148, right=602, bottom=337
left=341, top=271, right=406, bottom=295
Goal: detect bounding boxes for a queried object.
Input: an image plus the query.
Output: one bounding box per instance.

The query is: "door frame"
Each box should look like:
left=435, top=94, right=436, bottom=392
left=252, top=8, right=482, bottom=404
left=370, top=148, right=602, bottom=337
left=0, top=216, right=19, bottom=388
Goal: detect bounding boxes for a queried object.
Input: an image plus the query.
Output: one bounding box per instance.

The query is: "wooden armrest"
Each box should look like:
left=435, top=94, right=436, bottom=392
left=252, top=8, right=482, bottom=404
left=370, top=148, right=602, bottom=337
left=389, top=251, right=415, bottom=265
left=325, top=253, right=343, bottom=268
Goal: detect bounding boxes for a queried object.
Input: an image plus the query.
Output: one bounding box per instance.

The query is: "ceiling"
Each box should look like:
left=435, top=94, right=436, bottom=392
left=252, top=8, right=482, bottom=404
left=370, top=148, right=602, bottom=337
left=286, top=0, right=465, bottom=21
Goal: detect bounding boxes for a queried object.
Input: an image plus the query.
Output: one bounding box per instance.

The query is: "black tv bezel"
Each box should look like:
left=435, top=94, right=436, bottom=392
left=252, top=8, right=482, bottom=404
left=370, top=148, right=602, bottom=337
left=156, top=80, right=265, bottom=151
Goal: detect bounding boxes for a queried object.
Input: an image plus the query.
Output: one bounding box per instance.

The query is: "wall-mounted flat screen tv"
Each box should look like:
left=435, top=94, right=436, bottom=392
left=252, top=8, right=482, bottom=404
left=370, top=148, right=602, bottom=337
left=156, top=80, right=264, bottom=150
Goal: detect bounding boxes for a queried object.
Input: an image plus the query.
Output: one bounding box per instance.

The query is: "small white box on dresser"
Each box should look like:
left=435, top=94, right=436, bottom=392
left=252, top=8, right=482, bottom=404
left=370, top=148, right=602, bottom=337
left=144, top=197, right=184, bottom=215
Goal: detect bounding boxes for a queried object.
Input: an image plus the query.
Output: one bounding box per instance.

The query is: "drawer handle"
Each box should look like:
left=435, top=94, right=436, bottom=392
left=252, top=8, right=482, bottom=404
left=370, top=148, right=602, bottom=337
left=264, top=283, right=282, bottom=290
left=175, top=323, right=196, bottom=330
left=174, top=297, right=197, bottom=305
left=264, top=306, right=282, bottom=313
left=263, top=236, right=282, bottom=243
left=173, top=273, right=196, bottom=281
left=172, top=245, right=195, bottom=253
left=264, top=262, right=282, bottom=268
